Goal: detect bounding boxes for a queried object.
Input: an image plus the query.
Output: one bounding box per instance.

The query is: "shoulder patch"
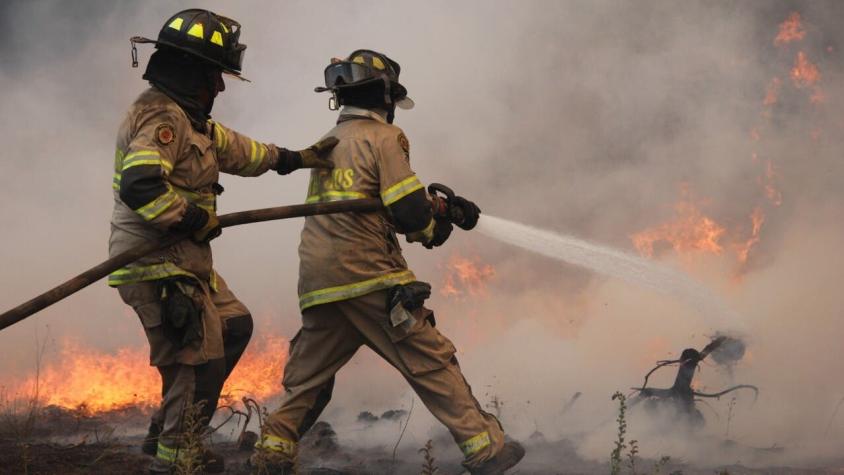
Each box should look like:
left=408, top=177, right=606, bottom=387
left=155, top=124, right=175, bottom=145
left=397, top=133, right=410, bottom=158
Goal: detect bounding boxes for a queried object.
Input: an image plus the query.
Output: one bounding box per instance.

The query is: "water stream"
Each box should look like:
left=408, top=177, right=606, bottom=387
left=477, top=215, right=745, bottom=331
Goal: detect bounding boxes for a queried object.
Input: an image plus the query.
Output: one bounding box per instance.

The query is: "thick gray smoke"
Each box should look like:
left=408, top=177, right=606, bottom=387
left=1, top=0, right=843, bottom=469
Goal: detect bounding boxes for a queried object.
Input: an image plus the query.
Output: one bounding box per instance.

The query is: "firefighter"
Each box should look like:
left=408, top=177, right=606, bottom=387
left=252, top=50, right=525, bottom=474
left=111, top=9, right=336, bottom=473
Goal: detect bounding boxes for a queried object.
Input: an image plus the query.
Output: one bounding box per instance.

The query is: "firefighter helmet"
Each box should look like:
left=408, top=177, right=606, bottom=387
left=131, top=9, right=247, bottom=77
left=315, top=49, right=414, bottom=110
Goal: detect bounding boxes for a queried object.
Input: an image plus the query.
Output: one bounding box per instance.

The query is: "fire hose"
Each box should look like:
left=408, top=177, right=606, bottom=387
left=0, top=198, right=383, bottom=331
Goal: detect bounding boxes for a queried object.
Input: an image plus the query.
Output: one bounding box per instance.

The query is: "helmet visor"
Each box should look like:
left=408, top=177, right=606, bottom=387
left=324, top=62, right=373, bottom=88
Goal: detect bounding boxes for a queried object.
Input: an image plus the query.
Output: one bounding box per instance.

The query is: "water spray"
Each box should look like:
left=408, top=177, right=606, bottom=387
left=476, top=215, right=747, bottom=332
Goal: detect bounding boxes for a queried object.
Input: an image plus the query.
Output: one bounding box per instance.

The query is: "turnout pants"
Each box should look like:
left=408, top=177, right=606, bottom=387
left=118, top=273, right=253, bottom=465
left=260, top=290, right=504, bottom=468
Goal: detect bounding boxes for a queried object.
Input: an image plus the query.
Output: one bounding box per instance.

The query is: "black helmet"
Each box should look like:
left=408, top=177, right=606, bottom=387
left=315, top=49, right=414, bottom=110
left=131, top=9, right=247, bottom=78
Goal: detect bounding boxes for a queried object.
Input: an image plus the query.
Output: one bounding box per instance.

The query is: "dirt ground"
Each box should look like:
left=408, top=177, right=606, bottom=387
left=1, top=407, right=843, bottom=474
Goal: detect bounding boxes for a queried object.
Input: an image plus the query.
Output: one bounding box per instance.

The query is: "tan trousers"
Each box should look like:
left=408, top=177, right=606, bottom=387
left=118, top=273, right=253, bottom=459
left=261, top=290, right=504, bottom=468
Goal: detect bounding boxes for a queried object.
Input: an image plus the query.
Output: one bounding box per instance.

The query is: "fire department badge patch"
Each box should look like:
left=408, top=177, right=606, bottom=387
left=155, top=124, right=175, bottom=145
left=397, top=133, right=410, bottom=159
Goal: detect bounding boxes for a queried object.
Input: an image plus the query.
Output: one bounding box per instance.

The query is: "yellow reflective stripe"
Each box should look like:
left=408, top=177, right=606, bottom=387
left=122, top=150, right=173, bottom=173
left=135, top=188, right=180, bottom=221
left=108, top=262, right=196, bottom=287
left=304, top=190, right=367, bottom=204
left=459, top=431, right=491, bottom=456
left=167, top=18, right=184, bottom=32
left=255, top=434, right=296, bottom=456
left=238, top=140, right=266, bottom=176
left=212, top=122, right=229, bottom=153
left=210, top=31, right=224, bottom=46
left=187, top=23, right=204, bottom=39
left=381, top=175, right=423, bottom=206
left=114, top=149, right=125, bottom=173
left=172, top=186, right=216, bottom=212
left=156, top=442, right=179, bottom=463
left=112, top=173, right=121, bottom=191
left=405, top=217, right=436, bottom=244
left=299, top=270, right=416, bottom=311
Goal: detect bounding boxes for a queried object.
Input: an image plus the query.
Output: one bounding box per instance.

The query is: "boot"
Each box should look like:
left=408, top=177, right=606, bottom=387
left=142, top=422, right=162, bottom=456
left=466, top=440, right=525, bottom=475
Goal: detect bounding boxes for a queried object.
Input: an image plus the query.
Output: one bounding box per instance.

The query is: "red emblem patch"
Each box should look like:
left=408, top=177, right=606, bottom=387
left=156, top=124, right=175, bottom=145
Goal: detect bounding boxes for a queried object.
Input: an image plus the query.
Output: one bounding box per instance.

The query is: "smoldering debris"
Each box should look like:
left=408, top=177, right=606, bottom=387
left=630, top=335, right=759, bottom=429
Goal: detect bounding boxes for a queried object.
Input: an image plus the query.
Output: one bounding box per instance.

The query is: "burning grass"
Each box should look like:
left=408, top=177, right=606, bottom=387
left=2, top=333, right=288, bottom=417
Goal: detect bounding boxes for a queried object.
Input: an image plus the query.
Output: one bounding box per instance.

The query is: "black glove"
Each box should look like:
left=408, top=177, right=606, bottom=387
left=172, top=204, right=222, bottom=243
left=275, top=137, right=338, bottom=175
left=387, top=281, right=432, bottom=313
left=159, top=279, right=204, bottom=348
left=451, top=196, right=481, bottom=230
left=424, top=217, right=453, bottom=249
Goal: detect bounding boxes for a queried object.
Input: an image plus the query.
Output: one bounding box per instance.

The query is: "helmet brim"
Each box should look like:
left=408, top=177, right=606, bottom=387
left=396, top=96, right=414, bottom=110
left=131, top=36, right=250, bottom=82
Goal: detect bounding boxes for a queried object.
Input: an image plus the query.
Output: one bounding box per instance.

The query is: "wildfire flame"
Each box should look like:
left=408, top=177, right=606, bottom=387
left=774, top=12, right=805, bottom=46
left=760, top=159, right=782, bottom=206
left=763, top=77, right=782, bottom=106
left=5, top=333, right=287, bottom=414
left=440, top=254, right=495, bottom=299
left=734, top=207, right=765, bottom=266
left=631, top=189, right=726, bottom=258
left=790, top=51, right=820, bottom=88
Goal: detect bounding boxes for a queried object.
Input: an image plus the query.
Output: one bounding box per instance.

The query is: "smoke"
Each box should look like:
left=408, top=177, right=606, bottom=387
left=1, top=0, right=844, bottom=469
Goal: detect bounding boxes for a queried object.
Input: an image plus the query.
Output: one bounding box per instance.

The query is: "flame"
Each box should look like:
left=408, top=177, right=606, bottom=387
left=221, top=333, right=288, bottom=403
left=631, top=189, right=726, bottom=257
left=440, top=254, right=495, bottom=299
left=760, top=159, right=782, bottom=207
left=790, top=51, right=820, bottom=88
left=763, top=77, right=782, bottom=106
left=774, top=12, right=805, bottom=46
left=5, top=333, right=287, bottom=414
left=734, top=207, right=765, bottom=266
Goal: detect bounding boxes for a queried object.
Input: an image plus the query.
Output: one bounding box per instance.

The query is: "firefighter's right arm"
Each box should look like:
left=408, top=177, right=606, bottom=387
left=118, top=107, right=187, bottom=231
left=376, top=129, right=452, bottom=248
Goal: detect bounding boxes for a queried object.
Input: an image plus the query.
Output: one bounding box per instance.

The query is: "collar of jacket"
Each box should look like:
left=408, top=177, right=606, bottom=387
left=337, top=106, right=387, bottom=124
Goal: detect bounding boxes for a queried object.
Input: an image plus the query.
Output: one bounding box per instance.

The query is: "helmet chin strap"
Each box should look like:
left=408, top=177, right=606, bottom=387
left=381, top=75, right=396, bottom=123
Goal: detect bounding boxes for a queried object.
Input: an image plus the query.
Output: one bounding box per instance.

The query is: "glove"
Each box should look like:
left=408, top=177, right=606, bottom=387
left=275, top=137, right=338, bottom=175
left=451, top=196, right=481, bottom=230
left=387, top=281, right=432, bottom=312
left=424, top=217, right=453, bottom=249
left=193, top=210, right=222, bottom=243
left=172, top=204, right=222, bottom=243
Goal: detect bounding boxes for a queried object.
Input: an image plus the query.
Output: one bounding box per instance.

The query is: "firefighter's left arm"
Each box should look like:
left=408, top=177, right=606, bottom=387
left=210, top=121, right=280, bottom=177
left=211, top=121, right=336, bottom=177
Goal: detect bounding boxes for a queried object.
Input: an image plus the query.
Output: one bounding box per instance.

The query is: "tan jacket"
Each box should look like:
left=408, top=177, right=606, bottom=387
left=109, top=87, right=279, bottom=288
left=297, top=107, right=425, bottom=310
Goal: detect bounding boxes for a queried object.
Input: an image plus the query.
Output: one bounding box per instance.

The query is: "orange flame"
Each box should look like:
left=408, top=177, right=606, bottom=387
left=759, top=159, right=782, bottom=207
left=734, top=207, right=765, bottom=266
left=763, top=77, right=782, bottom=106
left=790, top=51, right=820, bottom=88
left=440, top=254, right=495, bottom=299
left=774, top=12, right=805, bottom=46
left=5, top=333, right=287, bottom=414
left=631, top=189, right=726, bottom=258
